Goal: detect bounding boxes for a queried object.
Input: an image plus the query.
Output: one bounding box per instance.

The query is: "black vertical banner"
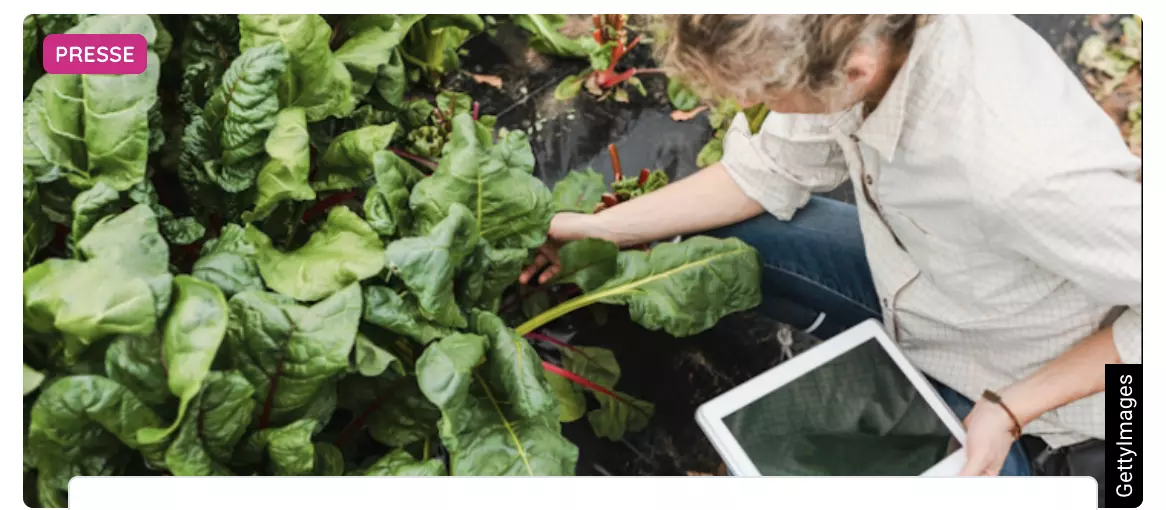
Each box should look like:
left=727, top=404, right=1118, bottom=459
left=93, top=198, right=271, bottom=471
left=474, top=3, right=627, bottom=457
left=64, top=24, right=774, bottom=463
left=1107, top=363, right=1141, bottom=507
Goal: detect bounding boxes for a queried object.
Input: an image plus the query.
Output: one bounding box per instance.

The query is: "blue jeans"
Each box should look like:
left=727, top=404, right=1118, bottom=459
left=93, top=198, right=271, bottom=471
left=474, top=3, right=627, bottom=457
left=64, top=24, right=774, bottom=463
left=705, top=196, right=1032, bottom=476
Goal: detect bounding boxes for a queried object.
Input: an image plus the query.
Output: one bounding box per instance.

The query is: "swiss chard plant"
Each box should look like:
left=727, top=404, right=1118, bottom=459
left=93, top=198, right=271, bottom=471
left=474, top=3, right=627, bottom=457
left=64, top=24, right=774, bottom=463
left=23, top=13, right=762, bottom=506
left=553, top=15, right=667, bottom=103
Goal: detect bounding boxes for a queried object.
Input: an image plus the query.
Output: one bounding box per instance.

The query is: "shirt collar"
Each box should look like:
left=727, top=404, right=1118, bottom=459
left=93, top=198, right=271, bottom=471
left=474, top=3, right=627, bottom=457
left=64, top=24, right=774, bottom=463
left=853, top=17, right=944, bottom=161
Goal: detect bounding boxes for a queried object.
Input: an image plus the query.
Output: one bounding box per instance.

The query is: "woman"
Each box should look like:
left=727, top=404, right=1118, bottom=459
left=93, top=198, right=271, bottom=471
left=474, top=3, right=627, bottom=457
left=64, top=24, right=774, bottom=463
left=520, top=14, right=1140, bottom=498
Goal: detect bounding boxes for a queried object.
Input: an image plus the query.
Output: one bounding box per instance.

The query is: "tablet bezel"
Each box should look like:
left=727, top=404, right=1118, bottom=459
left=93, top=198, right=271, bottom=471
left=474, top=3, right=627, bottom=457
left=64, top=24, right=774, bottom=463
left=695, top=319, right=968, bottom=476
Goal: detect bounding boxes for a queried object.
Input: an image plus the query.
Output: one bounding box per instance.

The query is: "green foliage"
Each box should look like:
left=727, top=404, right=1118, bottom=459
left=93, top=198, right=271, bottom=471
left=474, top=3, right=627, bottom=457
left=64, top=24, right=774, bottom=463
left=23, top=14, right=764, bottom=502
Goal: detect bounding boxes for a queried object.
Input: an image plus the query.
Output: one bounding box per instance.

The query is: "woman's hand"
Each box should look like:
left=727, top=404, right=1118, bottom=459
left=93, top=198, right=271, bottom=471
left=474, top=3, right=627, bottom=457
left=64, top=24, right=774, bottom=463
left=957, top=397, right=1022, bottom=476
left=519, top=213, right=602, bottom=285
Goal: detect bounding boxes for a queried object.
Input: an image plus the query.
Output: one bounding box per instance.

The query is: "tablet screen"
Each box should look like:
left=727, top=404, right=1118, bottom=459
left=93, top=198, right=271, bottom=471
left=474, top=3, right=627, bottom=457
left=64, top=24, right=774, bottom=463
left=722, top=337, right=956, bottom=475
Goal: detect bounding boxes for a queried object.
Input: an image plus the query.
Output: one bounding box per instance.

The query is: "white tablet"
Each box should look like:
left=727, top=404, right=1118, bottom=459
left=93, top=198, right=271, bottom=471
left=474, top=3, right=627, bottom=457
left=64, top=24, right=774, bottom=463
left=696, top=319, right=967, bottom=476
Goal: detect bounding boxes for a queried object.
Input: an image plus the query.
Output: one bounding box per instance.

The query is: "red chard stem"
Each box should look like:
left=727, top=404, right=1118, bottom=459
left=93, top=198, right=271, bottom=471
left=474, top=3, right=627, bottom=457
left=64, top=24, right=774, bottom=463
left=607, top=144, right=623, bottom=181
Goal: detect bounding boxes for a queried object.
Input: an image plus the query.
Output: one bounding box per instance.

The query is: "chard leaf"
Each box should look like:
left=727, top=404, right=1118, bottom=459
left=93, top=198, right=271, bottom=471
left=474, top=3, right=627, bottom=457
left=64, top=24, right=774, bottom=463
left=511, top=15, right=594, bottom=58
left=339, top=14, right=424, bottom=46
left=362, top=285, right=453, bottom=345
left=363, top=152, right=413, bottom=237
left=554, top=72, right=585, bottom=101
left=250, top=206, right=385, bottom=302
left=24, top=364, right=45, bottom=396
left=192, top=224, right=264, bottom=297
left=313, top=124, right=399, bottom=192
left=23, top=15, right=160, bottom=190
left=314, top=443, right=346, bottom=475
left=236, top=418, right=317, bottom=475
left=186, top=42, right=289, bottom=193
left=551, top=239, right=619, bottom=291
left=335, top=26, right=400, bottom=103
left=426, top=14, right=485, bottom=32
left=696, top=138, right=723, bottom=168
left=239, top=14, right=355, bottom=121
left=69, top=183, right=121, bottom=249
left=551, top=168, right=605, bottom=213
left=77, top=205, right=172, bottom=317
left=165, top=371, right=256, bottom=476
left=518, top=236, right=761, bottom=337
left=490, top=129, right=536, bottom=174
left=587, top=391, right=654, bottom=441
left=23, top=259, right=156, bottom=360
left=416, top=333, right=578, bottom=476
left=179, top=15, right=240, bottom=120
left=473, top=311, right=556, bottom=418
left=225, top=284, right=361, bottom=428
left=667, top=79, right=701, bottom=111
left=138, top=276, right=230, bottom=444
left=104, top=333, right=170, bottom=406
left=410, top=114, right=554, bottom=250
left=26, top=375, right=168, bottom=497
left=353, top=333, right=404, bottom=377
left=375, top=50, right=408, bottom=108
left=436, top=90, right=474, bottom=118
left=352, top=449, right=445, bottom=476
left=561, top=346, right=620, bottom=388
left=457, top=240, right=527, bottom=312
left=337, top=372, right=440, bottom=447
left=545, top=372, right=585, bottom=422
left=25, top=205, right=171, bottom=359
left=248, top=107, right=314, bottom=221
left=588, top=236, right=760, bottom=336
left=23, top=169, right=54, bottom=268
left=384, top=203, right=479, bottom=328
left=126, top=180, right=206, bottom=246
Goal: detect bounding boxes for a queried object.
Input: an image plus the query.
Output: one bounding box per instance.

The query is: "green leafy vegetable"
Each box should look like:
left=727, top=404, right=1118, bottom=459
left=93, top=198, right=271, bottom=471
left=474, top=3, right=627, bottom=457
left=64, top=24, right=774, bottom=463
left=250, top=206, right=385, bottom=301
left=667, top=79, right=701, bottom=111
left=138, top=276, right=230, bottom=444
left=416, top=332, right=578, bottom=475
left=239, top=14, right=355, bottom=121
left=518, top=236, right=762, bottom=337
left=385, top=203, right=479, bottom=327
left=225, top=284, right=361, bottom=428
left=248, top=107, right=314, bottom=221
left=410, top=114, right=554, bottom=250
left=26, top=376, right=168, bottom=500
left=352, top=448, right=446, bottom=475
left=511, top=15, right=594, bottom=57
left=23, top=15, right=765, bottom=496
left=23, top=15, right=161, bottom=190
left=164, top=371, right=256, bottom=475
left=551, top=168, right=606, bottom=213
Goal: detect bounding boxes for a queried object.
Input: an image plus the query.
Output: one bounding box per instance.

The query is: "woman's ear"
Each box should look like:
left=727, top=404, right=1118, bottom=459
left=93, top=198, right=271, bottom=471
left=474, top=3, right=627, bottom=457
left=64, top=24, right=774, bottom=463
left=843, top=45, right=880, bottom=91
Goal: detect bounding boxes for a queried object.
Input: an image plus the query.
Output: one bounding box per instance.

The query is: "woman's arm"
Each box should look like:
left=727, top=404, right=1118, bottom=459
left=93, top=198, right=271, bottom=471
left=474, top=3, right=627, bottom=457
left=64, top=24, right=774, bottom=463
left=959, top=326, right=1120, bottom=476
left=519, top=162, right=764, bottom=284
left=570, top=162, right=764, bottom=247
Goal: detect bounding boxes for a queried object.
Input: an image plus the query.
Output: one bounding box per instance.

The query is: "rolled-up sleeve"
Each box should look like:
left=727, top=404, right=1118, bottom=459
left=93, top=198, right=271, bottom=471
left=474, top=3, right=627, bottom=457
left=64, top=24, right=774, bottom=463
left=987, top=160, right=1142, bottom=363
left=719, top=112, right=849, bottom=221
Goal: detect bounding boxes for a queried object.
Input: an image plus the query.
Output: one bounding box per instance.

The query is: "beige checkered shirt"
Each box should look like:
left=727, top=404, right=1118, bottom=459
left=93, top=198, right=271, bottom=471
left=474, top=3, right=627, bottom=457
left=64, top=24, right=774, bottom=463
left=720, top=14, right=1142, bottom=448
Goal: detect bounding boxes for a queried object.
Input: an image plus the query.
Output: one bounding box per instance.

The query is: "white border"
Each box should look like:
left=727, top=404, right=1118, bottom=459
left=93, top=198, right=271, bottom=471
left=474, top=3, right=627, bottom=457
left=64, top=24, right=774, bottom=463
left=696, top=319, right=967, bottom=476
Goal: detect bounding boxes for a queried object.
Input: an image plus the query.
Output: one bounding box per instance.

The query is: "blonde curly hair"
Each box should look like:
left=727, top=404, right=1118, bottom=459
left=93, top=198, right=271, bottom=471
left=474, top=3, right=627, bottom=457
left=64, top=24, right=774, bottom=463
left=654, top=15, right=928, bottom=107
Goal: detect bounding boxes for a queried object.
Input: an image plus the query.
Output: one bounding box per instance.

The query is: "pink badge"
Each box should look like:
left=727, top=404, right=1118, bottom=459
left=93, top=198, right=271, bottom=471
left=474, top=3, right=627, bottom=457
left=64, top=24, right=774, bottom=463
left=42, top=33, right=148, bottom=75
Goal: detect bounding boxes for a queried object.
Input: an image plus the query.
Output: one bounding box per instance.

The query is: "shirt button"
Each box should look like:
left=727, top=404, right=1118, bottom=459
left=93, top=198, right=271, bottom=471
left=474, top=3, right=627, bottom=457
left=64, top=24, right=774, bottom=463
left=865, top=175, right=874, bottom=186
left=882, top=298, right=890, bottom=308
left=850, top=134, right=860, bottom=142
